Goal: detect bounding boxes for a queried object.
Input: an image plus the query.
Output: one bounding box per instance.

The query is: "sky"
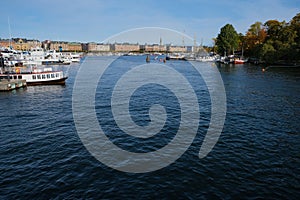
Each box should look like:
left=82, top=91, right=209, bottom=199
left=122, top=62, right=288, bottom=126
left=0, top=0, right=299, bottom=46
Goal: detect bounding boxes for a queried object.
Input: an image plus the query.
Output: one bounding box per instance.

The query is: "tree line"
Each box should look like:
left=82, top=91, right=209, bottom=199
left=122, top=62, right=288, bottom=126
left=214, top=13, right=300, bottom=65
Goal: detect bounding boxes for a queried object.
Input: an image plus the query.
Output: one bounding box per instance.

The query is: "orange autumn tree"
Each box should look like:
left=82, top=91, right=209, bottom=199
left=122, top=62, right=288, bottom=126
left=244, top=21, right=267, bottom=57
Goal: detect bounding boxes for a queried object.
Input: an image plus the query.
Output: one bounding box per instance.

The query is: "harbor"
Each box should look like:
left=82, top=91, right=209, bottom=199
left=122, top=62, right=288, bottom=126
left=0, top=45, right=83, bottom=89
left=0, top=0, right=299, bottom=198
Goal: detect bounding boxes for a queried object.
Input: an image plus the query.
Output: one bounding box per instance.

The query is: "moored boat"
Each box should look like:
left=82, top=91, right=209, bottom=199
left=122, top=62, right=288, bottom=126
left=166, top=53, right=185, bottom=60
left=0, top=66, right=67, bottom=85
left=234, top=58, right=247, bottom=64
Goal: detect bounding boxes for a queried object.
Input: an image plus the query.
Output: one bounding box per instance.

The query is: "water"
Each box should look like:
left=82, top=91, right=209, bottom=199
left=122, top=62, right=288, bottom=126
left=0, top=56, right=299, bottom=199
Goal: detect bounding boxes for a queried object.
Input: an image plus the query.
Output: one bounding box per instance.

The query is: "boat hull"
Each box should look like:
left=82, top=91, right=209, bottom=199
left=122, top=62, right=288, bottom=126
left=26, top=77, right=67, bottom=86
left=234, top=60, right=245, bottom=64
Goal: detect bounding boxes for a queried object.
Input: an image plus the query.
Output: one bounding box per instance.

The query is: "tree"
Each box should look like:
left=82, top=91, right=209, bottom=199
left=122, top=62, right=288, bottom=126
left=216, top=24, right=239, bottom=56
left=290, top=13, right=300, bottom=61
left=290, top=13, right=300, bottom=44
left=264, top=20, right=283, bottom=39
left=263, top=19, right=298, bottom=63
left=244, top=22, right=267, bottom=57
left=261, top=41, right=277, bottom=63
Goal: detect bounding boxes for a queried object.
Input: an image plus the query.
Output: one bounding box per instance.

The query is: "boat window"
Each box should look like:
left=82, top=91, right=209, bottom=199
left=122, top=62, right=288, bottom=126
left=37, top=75, right=41, bottom=79
left=47, top=74, right=50, bottom=79
left=18, top=75, right=22, bottom=79
left=56, top=73, right=59, bottom=77
left=32, top=75, right=36, bottom=79
left=42, top=74, right=46, bottom=79
left=51, top=74, right=55, bottom=78
left=14, top=76, right=17, bottom=79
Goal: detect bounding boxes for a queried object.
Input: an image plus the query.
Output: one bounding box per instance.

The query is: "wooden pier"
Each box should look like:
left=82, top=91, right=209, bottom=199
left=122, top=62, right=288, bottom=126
left=0, top=79, right=27, bottom=91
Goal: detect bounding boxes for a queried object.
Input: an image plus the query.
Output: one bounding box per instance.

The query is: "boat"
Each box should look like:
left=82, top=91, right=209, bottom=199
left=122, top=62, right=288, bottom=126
left=234, top=58, right=247, bottom=64
left=0, top=66, right=67, bottom=85
left=20, top=47, right=71, bottom=65
left=195, top=56, right=217, bottom=62
left=166, top=53, right=185, bottom=60
left=41, top=59, right=71, bottom=65
left=70, top=54, right=81, bottom=62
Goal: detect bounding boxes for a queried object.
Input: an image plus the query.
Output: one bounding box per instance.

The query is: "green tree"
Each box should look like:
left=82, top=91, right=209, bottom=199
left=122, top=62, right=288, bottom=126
left=290, top=13, right=300, bottom=61
left=263, top=19, right=298, bottom=63
left=264, top=20, right=283, bottom=39
left=290, top=13, right=300, bottom=43
left=216, top=24, right=239, bottom=56
left=261, top=41, right=277, bottom=63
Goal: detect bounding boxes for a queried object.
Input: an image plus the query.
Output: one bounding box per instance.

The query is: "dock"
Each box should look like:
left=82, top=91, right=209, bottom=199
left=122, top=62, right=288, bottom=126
left=0, top=79, right=27, bottom=91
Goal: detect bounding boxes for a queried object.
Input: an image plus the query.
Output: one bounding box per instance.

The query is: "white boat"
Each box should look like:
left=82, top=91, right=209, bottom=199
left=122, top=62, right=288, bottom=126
left=195, top=56, right=217, bottom=62
left=63, top=53, right=81, bottom=62
left=0, top=66, right=67, bottom=85
left=25, top=47, right=71, bottom=65
left=166, top=53, right=185, bottom=60
left=70, top=54, right=81, bottom=62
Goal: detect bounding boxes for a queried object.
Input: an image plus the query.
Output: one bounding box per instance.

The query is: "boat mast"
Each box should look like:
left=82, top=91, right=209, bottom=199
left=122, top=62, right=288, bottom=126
left=193, top=33, right=197, bottom=53
left=8, top=17, right=12, bottom=49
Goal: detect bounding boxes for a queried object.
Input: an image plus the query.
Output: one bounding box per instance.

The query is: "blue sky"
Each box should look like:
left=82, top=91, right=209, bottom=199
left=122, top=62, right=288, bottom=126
left=0, top=0, right=299, bottom=46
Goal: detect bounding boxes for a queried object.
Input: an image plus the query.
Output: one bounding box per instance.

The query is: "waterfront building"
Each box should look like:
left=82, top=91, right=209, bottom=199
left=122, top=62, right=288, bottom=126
left=12, top=38, right=41, bottom=50
left=86, top=43, right=110, bottom=52
left=13, top=38, right=28, bottom=50
left=112, top=43, right=140, bottom=52
left=68, top=43, right=82, bottom=51
left=167, top=45, right=187, bottom=53
left=0, top=38, right=41, bottom=50
left=27, top=39, right=42, bottom=49
left=49, top=41, right=69, bottom=51
left=143, top=44, right=167, bottom=52
left=0, top=39, right=15, bottom=49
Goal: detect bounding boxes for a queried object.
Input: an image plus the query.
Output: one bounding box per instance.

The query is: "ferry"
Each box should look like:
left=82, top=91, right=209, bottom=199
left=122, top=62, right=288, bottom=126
left=0, top=67, right=67, bottom=85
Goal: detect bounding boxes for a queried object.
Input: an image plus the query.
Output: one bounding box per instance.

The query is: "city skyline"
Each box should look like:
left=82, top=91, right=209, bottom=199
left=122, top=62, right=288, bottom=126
left=0, top=0, right=299, bottom=46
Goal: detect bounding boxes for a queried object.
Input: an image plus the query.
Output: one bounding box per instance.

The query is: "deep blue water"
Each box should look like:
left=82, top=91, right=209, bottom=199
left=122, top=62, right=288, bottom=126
left=0, top=56, right=299, bottom=199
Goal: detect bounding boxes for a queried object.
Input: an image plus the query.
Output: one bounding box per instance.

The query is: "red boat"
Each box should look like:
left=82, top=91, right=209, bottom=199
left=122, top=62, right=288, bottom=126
left=234, top=59, right=246, bottom=64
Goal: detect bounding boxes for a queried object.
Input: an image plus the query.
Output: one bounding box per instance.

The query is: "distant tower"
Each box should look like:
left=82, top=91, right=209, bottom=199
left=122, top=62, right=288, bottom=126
left=159, top=37, right=162, bottom=46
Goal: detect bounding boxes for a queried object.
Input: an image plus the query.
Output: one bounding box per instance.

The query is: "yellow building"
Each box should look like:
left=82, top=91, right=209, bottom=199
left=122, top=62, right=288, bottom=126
left=0, top=38, right=41, bottom=50
left=14, top=39, right=28, bottom=50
